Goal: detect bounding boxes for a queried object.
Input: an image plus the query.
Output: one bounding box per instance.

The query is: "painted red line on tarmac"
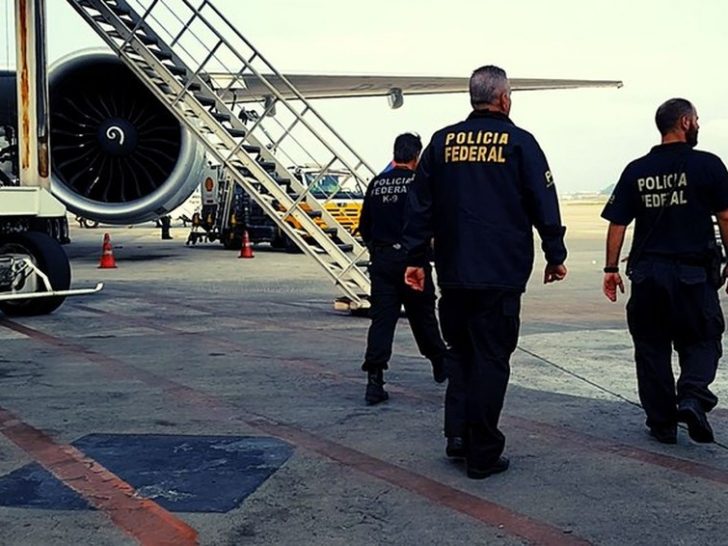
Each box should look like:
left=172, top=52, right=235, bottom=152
left=12, top=309, right=728, bottom=541
left=250, top=418, right=590, bottom=546
left=64, top=304, right=728, bottom=485
left=504, top=416, right=728, bottom=485
left=0, top=406, right=199, bottom=546
left=1, top=318, right=590, bottom=546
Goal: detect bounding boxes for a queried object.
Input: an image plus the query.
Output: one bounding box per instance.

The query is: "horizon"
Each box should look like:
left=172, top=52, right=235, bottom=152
left=1, top=1, right=727, bottom=194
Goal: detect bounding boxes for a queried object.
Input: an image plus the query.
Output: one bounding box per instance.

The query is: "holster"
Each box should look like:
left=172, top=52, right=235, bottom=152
left=706, top=242, right=724, bottom=289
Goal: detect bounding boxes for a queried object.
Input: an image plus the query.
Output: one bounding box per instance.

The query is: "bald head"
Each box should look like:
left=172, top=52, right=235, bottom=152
left=469, top=65, right=511, bottom=113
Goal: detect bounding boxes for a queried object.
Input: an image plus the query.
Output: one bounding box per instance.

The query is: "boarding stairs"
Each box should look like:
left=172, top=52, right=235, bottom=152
left=65, top=0, right=375, bottom=310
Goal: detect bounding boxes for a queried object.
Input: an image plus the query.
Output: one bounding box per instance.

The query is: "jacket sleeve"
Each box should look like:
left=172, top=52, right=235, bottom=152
left=403, top=143, right=436, bottom=267
left=358, top=183, right=374, bottom=244
left=519, top=135, right=567, bottom=265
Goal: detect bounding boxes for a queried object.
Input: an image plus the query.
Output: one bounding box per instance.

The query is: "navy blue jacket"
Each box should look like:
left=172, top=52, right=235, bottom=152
left=358, top=166, right=415, bottom=247
left=403, top=110, right=567, bottom=291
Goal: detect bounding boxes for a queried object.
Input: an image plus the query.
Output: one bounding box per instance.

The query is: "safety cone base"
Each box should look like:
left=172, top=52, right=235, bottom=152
left=99, top=233, right=118, bottom=269
left=239, top=231, right=254, bottom=259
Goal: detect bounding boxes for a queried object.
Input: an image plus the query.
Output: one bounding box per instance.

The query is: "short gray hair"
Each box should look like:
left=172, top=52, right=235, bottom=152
left=469, top=65, right=509, bottom=106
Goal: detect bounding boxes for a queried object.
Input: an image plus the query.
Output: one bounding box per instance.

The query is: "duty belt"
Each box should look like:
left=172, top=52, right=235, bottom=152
left=641, top=252, right=707, bottom=267
left=371, top=243, right=402, bottom=250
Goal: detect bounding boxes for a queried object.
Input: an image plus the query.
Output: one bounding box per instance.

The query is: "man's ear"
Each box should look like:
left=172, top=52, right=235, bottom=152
left=680, top=115, right=691, bottom=131
left=499, top=92, right=510, bottom=113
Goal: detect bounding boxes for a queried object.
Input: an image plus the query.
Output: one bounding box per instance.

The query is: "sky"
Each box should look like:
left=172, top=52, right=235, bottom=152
left=2, top=0, right=728, bottom=193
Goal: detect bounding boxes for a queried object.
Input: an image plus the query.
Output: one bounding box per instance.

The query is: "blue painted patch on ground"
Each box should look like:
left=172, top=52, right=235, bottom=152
left=0, top=434, right=293, bottom=513
left=0, top=463, right=91, bottom=510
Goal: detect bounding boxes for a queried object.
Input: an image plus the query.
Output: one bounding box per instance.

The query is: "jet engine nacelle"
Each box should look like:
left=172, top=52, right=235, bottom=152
left=47, top=52, right=206, bottom=224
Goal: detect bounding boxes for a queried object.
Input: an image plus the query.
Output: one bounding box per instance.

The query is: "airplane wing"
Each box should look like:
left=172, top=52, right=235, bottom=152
left=206, top=74, right=623, bottom=108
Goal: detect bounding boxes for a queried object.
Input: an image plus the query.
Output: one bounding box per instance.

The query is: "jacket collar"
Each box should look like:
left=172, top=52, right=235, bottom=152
left=650, top=142, right=692, bottom=153
left=467, top=109, right=514, bottom=124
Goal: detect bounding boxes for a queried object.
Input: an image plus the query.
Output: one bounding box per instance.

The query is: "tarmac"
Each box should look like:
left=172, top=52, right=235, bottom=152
left=2, top=202, right=728, bottom=546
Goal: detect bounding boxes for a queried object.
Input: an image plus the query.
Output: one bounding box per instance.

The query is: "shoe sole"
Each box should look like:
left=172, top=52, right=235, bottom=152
left=466, top=463, right=509, bottom=480
left=365, top=393, right=389, bottom=406
left=445, top=449, right=466, bottom=459
left=649, top=430, right=677, bottom=444
left=677, top=407, right=714, bottom=443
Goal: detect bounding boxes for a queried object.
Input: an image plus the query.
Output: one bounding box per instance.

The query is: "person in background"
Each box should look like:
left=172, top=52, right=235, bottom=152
left=359, top=133, right=447, bottom=406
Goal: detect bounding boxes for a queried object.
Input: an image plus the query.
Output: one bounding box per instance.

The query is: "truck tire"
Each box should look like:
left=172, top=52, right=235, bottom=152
left=223, top=234, right=243, bottom=250
left=284, top=236, right=303, bottom=254
left=271, top=233, right=287, bottom=250
left=0, top=232, right=71, bottom=316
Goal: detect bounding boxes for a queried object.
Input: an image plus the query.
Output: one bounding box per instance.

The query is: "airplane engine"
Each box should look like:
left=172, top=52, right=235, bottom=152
left=48, top=52, right=206, bottom=224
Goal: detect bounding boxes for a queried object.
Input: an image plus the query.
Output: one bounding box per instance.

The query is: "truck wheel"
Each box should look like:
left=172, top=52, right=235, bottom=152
left=271, top=233, right=287, bottom=250
left=0, top=232, right=71, bottom=316
left=223, top=235, right=243, bottom=250
left=284, top=236, right=303, bottom=254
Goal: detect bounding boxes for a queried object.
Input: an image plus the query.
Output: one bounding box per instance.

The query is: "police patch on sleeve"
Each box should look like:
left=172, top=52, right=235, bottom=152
left=545, top=170, right=554, bottom=187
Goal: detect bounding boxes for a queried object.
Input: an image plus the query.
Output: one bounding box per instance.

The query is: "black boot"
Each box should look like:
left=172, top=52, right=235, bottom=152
left=677, top=399, right=714, bottom=443
left=365, top=369, right=389, bottom=405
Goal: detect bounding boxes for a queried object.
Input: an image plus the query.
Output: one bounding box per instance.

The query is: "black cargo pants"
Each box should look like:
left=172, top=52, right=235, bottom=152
left=439, top=288, right=521, bottom=468
left=627, top=258, right=724, bottom=430
left=362, top=246, right=446, bottom=371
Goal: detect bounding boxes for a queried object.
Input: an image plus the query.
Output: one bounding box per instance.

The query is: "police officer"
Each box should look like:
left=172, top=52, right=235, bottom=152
left=359, top=133, right=447, bottom=405
left=160, top=215, right=173, bottom=240
left=602, top=98, right=728, bottom=445
left=403, top=65, right=567, bottom=479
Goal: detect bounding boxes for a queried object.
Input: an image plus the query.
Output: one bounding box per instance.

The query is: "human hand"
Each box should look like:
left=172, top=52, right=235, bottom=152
left=544, top=264, right=567, bottom=284
left=405, top=266, right=425, bottom=291
left=603, top=272, right=624, bottom=302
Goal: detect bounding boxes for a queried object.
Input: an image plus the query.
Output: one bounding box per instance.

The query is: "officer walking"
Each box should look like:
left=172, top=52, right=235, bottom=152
left=359, top=133, right=447, bottom=406
left=403, top=65, right=567, bottom=479
left=602, top=98, right=728, bottom=444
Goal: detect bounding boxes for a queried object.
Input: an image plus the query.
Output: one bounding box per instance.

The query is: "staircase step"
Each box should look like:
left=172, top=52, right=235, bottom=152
left=242, top=144, right=261, bottom=154
left=151, top=48, right=174, bottom=61
left=194, top=94, right=217, bottom=107
left=133, top=32, right=158, bottom=46
left=108, top=4, right=131, bottom=17
left=227, top=127, right=247, bottom=138
left=136, top=33, right=158, bottom=46
left=212, top=111, right=231, bottom=123
left=164, top=63, right=187, bottom=77
left=180, top=80, right=202, bottom=92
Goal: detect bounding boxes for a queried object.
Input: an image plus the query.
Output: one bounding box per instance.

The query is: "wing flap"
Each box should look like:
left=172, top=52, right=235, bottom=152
left=206, top=74, right=623, bottom=104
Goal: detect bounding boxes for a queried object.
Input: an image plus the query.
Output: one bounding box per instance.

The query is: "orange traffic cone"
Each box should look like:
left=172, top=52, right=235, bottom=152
left=98, top=233, right=118, bottom=269
left=239, top=230, right=254, bottom=259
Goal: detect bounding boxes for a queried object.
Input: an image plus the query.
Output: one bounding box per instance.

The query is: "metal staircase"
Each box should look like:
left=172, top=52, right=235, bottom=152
left=65, top=0, right=374, bottom=310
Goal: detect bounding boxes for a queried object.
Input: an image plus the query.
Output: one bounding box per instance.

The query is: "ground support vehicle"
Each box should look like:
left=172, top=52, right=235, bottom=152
left=186, top=166, right=366, bottom=252
left=0, top=187, right=102, bottom=315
